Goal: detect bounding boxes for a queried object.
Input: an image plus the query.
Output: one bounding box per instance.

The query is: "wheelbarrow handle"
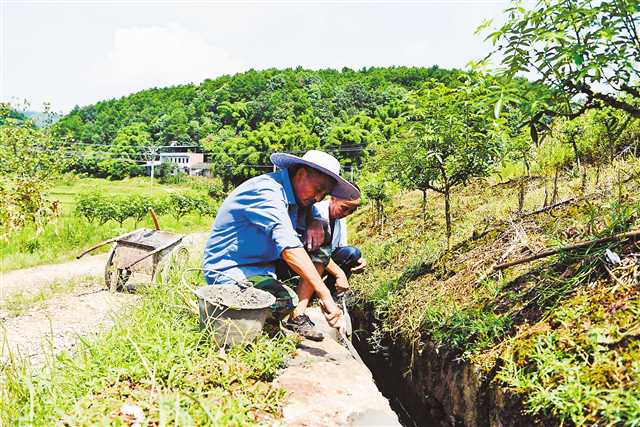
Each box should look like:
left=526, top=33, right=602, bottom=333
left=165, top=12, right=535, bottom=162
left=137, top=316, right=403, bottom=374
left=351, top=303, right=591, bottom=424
left=75, top=230, right=139, bottom=259
left=148, top=208, right=161, bottom=230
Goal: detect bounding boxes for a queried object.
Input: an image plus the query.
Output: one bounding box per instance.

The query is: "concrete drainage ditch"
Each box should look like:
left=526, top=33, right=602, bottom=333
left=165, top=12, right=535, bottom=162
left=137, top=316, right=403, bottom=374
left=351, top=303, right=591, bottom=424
left=350, top=305, right=540, bottom=427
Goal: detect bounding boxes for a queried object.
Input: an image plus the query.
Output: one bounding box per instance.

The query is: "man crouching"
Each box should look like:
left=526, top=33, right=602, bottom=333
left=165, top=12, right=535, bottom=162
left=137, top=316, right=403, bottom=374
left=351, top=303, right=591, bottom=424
left=202, top=150, right=360, bottom=341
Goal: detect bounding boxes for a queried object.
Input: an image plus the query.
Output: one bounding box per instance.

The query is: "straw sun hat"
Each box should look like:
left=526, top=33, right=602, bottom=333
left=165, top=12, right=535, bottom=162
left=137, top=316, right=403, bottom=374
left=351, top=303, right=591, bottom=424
left=270, top=150, right=360, bottom=200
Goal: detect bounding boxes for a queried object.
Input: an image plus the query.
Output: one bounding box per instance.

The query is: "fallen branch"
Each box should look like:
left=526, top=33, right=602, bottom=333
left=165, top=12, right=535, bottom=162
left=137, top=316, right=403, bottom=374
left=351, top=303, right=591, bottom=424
left=493, top=228, right=640, bottom=271
left=518, top=197, right=576, bottom=218
left=518, top=190, right=604, bottom=219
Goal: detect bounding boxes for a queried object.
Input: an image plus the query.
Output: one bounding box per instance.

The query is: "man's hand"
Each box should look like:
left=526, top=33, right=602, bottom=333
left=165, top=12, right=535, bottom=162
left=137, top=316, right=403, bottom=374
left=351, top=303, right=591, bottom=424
left=320, top=298, right=345, bottom=331
left=304, top=219, right=326, bottom=251
left=350, top=257, right=367, bottom=274
left=335, top=273, right=350, bottom=295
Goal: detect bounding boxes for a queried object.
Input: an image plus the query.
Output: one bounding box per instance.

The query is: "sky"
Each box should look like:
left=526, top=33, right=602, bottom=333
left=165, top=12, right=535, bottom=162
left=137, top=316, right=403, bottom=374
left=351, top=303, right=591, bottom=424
left=0, top=0, right=513, bottom=114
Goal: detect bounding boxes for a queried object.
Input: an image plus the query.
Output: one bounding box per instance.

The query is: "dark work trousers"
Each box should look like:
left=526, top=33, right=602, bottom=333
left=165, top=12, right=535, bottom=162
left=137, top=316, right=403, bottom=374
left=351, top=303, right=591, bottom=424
left=274, top=245, right=362, bottom=295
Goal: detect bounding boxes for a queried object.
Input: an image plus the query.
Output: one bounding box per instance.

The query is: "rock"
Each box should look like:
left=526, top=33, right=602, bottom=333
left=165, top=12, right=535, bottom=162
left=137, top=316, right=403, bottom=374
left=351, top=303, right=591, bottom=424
left=275, top=307, right=400, bottom=426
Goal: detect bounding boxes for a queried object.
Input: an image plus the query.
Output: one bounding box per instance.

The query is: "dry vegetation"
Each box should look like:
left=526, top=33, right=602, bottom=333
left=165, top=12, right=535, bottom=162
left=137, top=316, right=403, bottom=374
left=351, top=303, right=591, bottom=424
left=350, top=157, right=640, bottom=424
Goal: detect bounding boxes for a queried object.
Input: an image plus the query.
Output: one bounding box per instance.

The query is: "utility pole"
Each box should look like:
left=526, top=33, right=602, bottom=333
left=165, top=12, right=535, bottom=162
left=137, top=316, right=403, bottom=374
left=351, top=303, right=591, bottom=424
left=143, top=143, right=161, bottom=181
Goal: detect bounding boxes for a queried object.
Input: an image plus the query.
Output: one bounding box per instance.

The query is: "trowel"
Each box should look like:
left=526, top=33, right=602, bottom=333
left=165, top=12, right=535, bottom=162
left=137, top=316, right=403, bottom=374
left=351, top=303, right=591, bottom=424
left=325, top=295, right=367, bottom=368
left=338, top=293, right=353, bottom=337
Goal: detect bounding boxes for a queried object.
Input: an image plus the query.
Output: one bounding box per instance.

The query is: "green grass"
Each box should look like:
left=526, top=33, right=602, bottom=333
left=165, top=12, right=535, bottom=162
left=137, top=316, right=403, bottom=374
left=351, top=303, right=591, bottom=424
left=1, top=176, right=214, bottom=272
left=497, top=278, right=640, bottom=425
left=349, top=158, right=640, bottom=423
left=48, top=175, right=190, bottom=216
left=0, top=265, right=297, bottom=425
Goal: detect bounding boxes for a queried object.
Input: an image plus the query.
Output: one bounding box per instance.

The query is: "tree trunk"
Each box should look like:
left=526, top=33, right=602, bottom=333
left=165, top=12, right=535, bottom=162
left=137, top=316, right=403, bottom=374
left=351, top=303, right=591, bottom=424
left=581, top=166, right=588, bottom=195
left=444, top=188, right=452, bottom=250
left=421, top=189, right=427, bottom=224
left=543, top=178, right=549, bottom=208
left=517, top=179, right=526, bottom=214
left=571, top=139, right=581, bottom=170
left=617, top=168, right=623, bottom=206
left=610, top=142, right=616, bottom=163
left=551, top=167, right=560, bottom=205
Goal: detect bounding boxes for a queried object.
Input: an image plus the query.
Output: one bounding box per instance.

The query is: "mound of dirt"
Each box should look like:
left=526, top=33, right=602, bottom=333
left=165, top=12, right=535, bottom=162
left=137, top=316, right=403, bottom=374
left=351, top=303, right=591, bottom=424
left=194, top=285, right=275, bottom=310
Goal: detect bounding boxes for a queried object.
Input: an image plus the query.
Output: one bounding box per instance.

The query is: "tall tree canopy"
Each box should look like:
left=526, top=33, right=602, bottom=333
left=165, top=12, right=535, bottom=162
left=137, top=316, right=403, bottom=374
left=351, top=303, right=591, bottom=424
left=484, top=0, right=640, bottom=119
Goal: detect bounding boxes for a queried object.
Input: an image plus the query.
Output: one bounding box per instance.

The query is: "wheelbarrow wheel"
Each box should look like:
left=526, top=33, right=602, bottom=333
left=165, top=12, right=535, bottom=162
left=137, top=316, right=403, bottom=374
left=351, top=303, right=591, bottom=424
left=157, top=244, right=190, bottom=284
left=104, top=243, right=130, bottom=292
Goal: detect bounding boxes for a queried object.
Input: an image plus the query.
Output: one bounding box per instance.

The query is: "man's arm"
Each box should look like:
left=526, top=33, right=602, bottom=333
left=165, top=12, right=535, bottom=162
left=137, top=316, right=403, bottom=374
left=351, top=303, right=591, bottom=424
left=281, top=247, right=343, bottom=326
left=325, top=258, right=349, bottom=294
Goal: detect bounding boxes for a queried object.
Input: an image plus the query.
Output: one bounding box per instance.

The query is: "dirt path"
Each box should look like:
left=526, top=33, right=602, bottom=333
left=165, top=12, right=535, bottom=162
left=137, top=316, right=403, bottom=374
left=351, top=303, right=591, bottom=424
left=0, top=253, right=133, bottom=367
left=0, top=253, right=109, bottom=298
left=1, top=278, right=134, bottom=366
left=0, top=233, right=208, bottom=367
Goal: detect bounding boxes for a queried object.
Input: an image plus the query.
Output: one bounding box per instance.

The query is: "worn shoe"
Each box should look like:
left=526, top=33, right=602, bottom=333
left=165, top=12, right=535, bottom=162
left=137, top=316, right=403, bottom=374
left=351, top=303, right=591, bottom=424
left=284, top=314, right=324, bottom=341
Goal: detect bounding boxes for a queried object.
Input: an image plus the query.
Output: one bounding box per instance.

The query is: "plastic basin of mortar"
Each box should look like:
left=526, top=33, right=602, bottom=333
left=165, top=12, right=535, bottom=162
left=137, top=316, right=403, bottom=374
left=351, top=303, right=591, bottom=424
left=194, top=285, right=276, bottom=346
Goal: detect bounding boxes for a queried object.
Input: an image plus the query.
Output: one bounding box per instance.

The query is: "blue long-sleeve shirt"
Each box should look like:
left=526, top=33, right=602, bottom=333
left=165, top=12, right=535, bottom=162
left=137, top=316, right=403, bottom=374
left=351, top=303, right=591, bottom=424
left=202, top=169, right=305, bottom=284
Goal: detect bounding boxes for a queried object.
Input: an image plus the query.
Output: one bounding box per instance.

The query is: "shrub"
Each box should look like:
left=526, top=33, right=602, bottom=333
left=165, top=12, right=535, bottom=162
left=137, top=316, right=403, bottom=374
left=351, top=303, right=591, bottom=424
left=182, top=176, right=226, bottom=200
left=75, top=192, right=107, bottom=224
left=359, top=171, right=395, bottom=226
left=97, top=159, right=143, bottom=180
left=168, top=192, right=198, bottom=222
left=128, top=194, right=153, bottom=225
left=1, top=104, right=65, bottom=234
left=75, top=186, right=218, bottom=227
left=110, top=196, right=135, bottom=227
left=75, top=192, right=170, bottom=226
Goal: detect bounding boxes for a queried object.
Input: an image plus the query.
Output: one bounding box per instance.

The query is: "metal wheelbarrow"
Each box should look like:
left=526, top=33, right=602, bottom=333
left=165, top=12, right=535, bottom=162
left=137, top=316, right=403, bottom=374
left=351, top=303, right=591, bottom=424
left=77, top=210, right=188, bottom=292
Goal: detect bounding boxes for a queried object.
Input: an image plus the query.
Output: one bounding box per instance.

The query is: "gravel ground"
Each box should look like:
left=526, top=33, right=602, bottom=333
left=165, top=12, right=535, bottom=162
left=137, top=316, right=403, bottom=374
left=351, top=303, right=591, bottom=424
left=195, top=284, right=275, bottom=308
left=1, top=279, right=134, bottom=367
left=0, top=253, right=109, bottom=299
left=0, top=232, right=208, bottom=367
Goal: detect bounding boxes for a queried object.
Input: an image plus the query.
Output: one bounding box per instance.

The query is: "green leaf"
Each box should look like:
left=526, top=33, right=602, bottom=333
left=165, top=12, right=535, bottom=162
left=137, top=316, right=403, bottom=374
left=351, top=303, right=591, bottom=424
left=573, top=53, right=584, bottom=66
left=494, top=94, right=504, bottom=119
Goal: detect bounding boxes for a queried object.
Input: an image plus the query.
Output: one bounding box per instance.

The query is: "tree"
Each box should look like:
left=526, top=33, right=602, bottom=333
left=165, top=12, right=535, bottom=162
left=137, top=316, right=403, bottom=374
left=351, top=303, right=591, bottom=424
left=556, top=117, right=585, bottom=170
left=111, top=122, right=151, bottom=154
left=483, top=0, right=640, bottom=123
left=51, top=66, right=545, bottom=183
left=385, top=80, right=503, bottom=246
left=0, top=103, right=66, bottom=234
left=359, top=170, right=394, bottom=228
left=590, top=107, right=632, bottom=162
left=97, top=159, right=142, bottom=180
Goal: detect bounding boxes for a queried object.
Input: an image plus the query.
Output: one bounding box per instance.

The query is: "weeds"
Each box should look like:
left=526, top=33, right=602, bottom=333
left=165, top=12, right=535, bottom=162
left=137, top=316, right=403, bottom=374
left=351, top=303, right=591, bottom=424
left=0, top=262, right=296, bottom=425
left=497, top=276, right=640, bottom=425
left=350, top=158, right=640, bottom=422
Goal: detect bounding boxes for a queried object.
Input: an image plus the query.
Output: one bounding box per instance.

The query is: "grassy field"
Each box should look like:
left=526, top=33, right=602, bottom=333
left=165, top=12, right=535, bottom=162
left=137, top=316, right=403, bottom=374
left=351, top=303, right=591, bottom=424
left=0, top=263, right=297, bottom=425
left=0, top=176, right=300, bottom=425
left=47, top=176, right=188, bottom=215
left=0, top=176, right=215, bottom=272
left=350, top=158, right=640, bottom=424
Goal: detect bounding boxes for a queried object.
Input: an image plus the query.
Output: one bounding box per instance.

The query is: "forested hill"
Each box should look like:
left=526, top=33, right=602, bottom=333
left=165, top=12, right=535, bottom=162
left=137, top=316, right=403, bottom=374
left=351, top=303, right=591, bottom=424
left=53, top=66, right=542, bottom=184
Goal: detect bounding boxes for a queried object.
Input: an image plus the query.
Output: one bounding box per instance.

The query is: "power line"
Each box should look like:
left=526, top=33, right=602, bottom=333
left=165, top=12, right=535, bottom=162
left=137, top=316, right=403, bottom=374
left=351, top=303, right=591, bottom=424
left=55, top=141, right=372, bottom=155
